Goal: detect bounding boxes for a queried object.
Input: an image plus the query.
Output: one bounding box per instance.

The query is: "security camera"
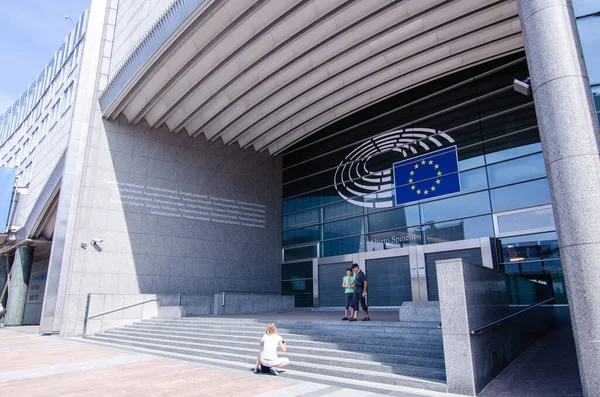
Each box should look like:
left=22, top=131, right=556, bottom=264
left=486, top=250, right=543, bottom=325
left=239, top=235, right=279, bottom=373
left=91, top=238, right=103, bottom=245
left=514, top=78, right=531, bottom=96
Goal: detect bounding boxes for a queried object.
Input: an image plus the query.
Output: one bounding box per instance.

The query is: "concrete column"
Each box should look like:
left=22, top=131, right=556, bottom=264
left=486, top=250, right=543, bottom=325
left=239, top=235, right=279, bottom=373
left=0, top=255, right=9, bottom=306
left=517, top=1, right=600, bottom=395
left=5, top=247, right=33, bottom=326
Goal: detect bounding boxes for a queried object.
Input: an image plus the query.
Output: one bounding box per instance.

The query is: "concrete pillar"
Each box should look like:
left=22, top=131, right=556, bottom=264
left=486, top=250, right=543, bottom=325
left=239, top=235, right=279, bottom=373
left=0, top=255, right=9, bottom=306
left=5, top=247, right=33, bottom=325
left=517, top=1, right=600, bottom=395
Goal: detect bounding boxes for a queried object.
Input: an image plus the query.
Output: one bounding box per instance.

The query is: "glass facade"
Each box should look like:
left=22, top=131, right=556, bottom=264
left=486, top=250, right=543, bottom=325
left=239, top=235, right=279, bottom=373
left=574, top=0, right=600, bottom=123
left=281, top=53, right=566, bottom=303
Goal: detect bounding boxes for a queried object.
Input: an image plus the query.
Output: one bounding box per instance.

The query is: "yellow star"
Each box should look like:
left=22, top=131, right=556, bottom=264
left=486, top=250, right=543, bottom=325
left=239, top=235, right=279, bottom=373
left=410, top=170, right=414, bottom=176
left=431, top=186, right=436, bottom=191
left=408, top=178, right=413, bottom=183
left=436, top=179, right=441, bottom=184
left=416, top=189, right=421, bottom=195
left=421, top=160, right=426, bottom=165
left=414, top=164, right=419, bottom=169
left=424, top=190, right=429, bottom=195
left=437, top=171, right=442, bottom=176
left=434, top=164, right=439, bottom=169
left=411, top=185, right=416, bottom=190
left=428, top=160, right=433, bottom=165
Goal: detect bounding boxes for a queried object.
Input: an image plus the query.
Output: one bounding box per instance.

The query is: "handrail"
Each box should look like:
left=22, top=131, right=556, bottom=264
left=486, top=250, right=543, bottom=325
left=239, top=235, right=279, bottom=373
left=88, top=298, right=158, bottom=319
left=470, top=297, right=555, bottom=335
left=82, top=294, right=158, bottom=335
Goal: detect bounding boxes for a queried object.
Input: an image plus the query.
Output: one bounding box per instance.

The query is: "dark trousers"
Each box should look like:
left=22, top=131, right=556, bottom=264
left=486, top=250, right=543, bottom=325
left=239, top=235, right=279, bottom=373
left=352, top=288, right=368, bottom=312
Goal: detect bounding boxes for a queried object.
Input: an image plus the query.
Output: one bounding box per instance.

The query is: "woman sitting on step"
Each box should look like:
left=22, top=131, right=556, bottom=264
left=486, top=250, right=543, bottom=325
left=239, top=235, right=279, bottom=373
left=251, top=322, right=289, bottom=375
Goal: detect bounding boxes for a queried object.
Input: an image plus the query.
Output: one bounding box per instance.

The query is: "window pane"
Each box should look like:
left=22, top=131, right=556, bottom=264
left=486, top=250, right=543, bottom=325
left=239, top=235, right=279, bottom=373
left=367, top=205, right=420, bottom=233
left=460, top=167, right=488, bottom=192
left=498, top=232, right=560, bottom=262
left=283, top=246, right=317, bottom=261
left=485, top=142, right=542, bottom=164
left=421, top=191, right=491, bottom=223
left=578, top=17, right=600, bottom=85
left=496, top=207, right=555, bottom=235
left=490, top=179, right=551, bottom=212
left=323, top=199, right=364, bottom=222
left=321, top=236, right=365, bottom=257
left=323, top=217, right=365, bottom=240
left=283, top=226, right=320, bottom=246
left=423, top=215, right=494, bottom=244
left=283, top=208, right=319, bottom=230
left=487, top=153, right=546, bottom=188
left=366, top=227, right=422, bottom=251
left=573, top=0, right=599, bottom=17
left=282, top=261, right=313, bottom=280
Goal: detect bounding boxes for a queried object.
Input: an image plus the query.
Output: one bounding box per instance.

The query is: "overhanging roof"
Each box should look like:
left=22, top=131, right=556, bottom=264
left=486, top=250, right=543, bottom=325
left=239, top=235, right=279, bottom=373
left=100, top=0, right=523, bottom=155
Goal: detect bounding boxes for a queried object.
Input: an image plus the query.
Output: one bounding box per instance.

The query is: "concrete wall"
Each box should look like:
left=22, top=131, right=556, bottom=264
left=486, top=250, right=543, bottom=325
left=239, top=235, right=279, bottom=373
left=44, top=0, right=282, bottom=337
left=110, top=0, right=175, bottom=75
left=436, top=258, right=553, bottom=396
left=213, top=292, right=294, bottom=315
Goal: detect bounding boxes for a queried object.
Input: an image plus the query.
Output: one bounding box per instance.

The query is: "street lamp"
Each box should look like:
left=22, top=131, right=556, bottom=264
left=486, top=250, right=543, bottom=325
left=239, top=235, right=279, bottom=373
left=64, top=15, right=75, bottom=28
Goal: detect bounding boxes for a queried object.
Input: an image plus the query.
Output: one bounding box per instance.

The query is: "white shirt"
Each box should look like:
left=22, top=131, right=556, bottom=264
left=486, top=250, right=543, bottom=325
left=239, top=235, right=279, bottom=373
left=260, top=333, right=283, bottom=360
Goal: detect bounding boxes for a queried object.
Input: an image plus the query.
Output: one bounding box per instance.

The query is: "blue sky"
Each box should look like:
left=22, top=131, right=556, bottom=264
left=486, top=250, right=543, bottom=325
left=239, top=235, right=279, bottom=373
left=0, top=0, right=90, bottom=114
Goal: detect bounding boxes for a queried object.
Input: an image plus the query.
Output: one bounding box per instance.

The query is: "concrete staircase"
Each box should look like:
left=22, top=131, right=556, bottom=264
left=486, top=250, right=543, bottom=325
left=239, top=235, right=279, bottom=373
left=84, top=317, right=447, bottom=392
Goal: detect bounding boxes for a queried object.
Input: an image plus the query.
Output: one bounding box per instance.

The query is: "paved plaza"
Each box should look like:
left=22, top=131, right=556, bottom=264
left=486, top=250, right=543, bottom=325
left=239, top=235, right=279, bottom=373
left=0, top=326, right=455, bottom=397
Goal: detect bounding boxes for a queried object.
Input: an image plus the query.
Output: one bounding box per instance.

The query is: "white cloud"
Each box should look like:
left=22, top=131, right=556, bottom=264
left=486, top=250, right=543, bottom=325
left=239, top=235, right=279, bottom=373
left=0, top=92, right=15, bottom=115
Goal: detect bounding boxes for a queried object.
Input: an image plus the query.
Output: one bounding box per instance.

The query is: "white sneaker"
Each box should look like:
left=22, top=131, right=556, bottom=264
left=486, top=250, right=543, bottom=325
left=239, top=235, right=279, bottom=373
left=269, top=367, right=279, bottom=376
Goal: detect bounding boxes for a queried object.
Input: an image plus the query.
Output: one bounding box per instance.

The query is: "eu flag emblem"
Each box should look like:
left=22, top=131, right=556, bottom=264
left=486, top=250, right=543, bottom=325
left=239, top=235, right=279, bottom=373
left=393, top=146, right=460, bottom=206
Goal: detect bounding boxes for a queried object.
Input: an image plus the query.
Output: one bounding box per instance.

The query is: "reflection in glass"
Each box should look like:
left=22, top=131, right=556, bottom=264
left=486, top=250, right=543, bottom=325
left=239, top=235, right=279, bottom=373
left=321, top=236, right=365, bottom=257
left=323, top=217, right=365, bottom=240
left=421, top=191, right=490, bottom=223
left=283, top=245, right=317, bottom=261
left=459, top=167, right=488, bottom=192
left=487, top=153, right=546, bottom=188
left=423, top=215, right=494, bottom=244
left=496, top=206, right=555, bottom=235
left=573, top=0, right=600, bottom=17
left=577, top=16, right=600, bottom=85
left=366, top=227, right=422, bottom=251
left=283, top=226, right=320, bottom=246
left=323, top=199, right=364, bottom=222
left=485, top=142, right=542, bottom=164
left=282, top=260, right=313, bottom=280
left=490, top=179, right=551, bottom=212
left=283, top=208, right=320, bottom=230
left=367, top=205, right=420, bottom=233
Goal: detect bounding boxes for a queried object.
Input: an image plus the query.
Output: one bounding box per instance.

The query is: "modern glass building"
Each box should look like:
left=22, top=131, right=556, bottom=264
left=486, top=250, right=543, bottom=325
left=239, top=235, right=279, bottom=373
left=281, top=54, right=566, bottom=307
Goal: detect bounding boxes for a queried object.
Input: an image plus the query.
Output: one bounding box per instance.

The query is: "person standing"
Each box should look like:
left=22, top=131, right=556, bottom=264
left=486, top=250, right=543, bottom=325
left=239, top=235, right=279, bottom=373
left=342, top=268, right=355, bottom=320
left=350, top=263, right=370, bottom=321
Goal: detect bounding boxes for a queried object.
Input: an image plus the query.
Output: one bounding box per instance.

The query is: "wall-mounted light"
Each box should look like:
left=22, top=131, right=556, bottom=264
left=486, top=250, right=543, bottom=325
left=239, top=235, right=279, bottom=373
left=514, top=77, right=531, bottom=96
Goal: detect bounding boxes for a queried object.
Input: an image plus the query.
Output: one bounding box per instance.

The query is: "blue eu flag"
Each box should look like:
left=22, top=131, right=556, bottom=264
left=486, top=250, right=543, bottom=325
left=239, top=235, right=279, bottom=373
left=393, top=146, right=460, bottom=206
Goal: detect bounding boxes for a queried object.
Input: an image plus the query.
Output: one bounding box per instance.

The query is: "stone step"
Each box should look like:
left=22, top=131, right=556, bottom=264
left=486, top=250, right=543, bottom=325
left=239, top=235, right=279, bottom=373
left=96, top=331, right=445, bottom=369
left=104, top=328, right=445, bottom=358
left=141, top=319, right=442, bottom=335
left=156, top=317, right=441, bottom=329
left=87, top=334, right=446, bottom=381
left=80, top=337, right=447, bottom=393
left=127, top=323, right=443, bottom=342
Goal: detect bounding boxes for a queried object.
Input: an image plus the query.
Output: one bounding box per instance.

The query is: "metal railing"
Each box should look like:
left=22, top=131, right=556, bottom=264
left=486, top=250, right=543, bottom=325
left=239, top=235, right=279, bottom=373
left=470, top=297, right=555, bottom=335
left=82, top=294, right=158, bottom=335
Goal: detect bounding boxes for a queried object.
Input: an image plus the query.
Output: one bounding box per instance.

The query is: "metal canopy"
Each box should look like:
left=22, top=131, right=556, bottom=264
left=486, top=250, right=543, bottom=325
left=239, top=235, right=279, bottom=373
left=101, top=0, right=523, bottom=155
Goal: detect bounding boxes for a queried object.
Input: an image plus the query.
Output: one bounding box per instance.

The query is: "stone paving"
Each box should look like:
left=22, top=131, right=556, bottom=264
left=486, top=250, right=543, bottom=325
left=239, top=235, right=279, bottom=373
left=0, top=326, right=453, bottom=397
left=0, top=324, right=583, bottom=396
